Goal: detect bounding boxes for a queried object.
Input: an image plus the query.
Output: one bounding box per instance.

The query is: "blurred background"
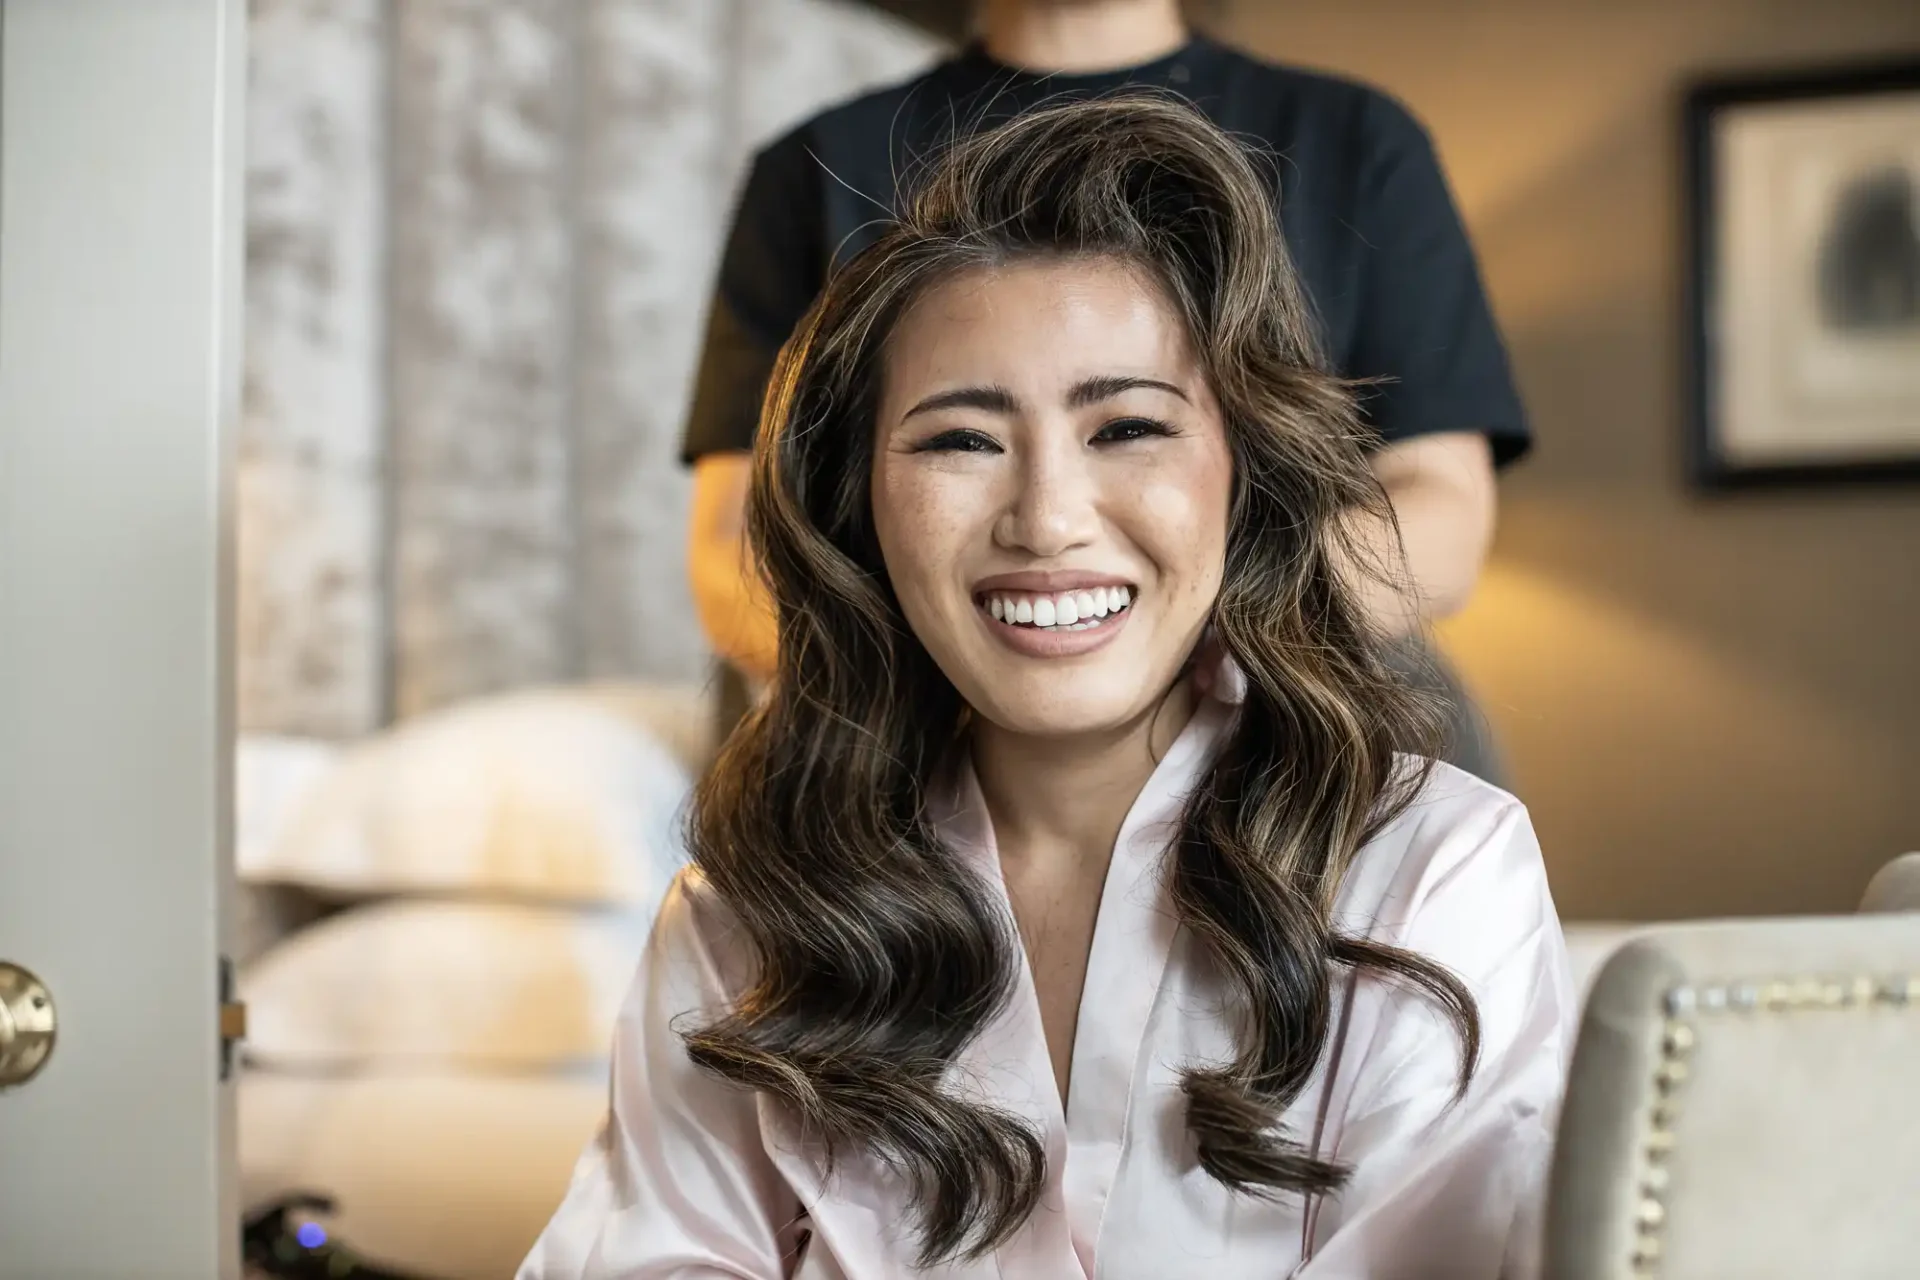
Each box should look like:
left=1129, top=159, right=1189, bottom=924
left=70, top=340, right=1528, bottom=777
left=230, top=2, right=1920, bottom=1275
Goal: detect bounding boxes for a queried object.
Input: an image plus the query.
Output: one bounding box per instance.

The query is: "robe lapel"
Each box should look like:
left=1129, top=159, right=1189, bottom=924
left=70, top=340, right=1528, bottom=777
left=938, top=696, right=1235, bottom=1277
left=1057, top=696, right=1232, bottom=1272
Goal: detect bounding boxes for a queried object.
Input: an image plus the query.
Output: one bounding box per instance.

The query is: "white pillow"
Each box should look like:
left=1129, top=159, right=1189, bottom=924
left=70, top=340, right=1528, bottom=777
left=240, top=1072, right=605, bottom=1280
left=573, top=680, right=717, bottom=777
left=234, top=736, right=342, bottom=962
left=248, top=685, right=697, bottom=905
left=236, top=733, right=340, bottom=872
left=240, top=898, right=648, bottom=1070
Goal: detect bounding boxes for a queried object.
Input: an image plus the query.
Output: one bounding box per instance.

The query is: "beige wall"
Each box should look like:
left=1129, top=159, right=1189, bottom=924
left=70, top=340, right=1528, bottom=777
left=1218, top=0, right=1920, bottom=920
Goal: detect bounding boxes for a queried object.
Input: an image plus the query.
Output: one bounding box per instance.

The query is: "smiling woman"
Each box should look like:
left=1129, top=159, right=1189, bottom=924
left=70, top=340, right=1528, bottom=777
left=521, top=97, right=1572, bottom=1280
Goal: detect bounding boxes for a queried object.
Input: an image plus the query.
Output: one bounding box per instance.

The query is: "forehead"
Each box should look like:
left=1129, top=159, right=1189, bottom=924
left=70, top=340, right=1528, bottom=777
left=881, top=255, right=1200, bottom=396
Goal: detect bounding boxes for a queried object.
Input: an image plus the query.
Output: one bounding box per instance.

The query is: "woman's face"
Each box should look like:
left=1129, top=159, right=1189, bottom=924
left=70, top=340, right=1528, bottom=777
left=871, top=256, right=1233, bottom=740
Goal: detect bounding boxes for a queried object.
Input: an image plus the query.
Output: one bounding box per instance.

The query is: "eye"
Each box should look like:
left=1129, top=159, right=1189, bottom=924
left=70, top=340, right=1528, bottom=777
left=1092, top=416, right=1179, bottom=444
left=913, top=428, right=1003, bottom=454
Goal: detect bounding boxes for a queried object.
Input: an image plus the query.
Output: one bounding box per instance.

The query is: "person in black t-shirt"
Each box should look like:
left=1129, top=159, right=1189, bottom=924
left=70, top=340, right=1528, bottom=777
left=684, top=0, right=1527, bottom=783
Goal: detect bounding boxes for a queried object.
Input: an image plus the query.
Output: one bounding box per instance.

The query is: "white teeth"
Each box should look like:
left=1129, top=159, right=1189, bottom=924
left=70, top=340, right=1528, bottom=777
left=983, top=587, right=1134, bottom=631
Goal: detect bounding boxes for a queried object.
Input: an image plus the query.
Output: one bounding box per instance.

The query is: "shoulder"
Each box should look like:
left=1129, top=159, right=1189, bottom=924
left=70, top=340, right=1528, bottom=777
left=1333, top=763, right=1569, bottom=1067
left=1336, top=759, right=1548, bottom=947
left=1202, top=39, right=1433, bottom=146
left=1391, top=756, right=1529, bottom=855
left=649, top=866, right=757, bottom=1001
left=658, top=865, right=742, bottom=946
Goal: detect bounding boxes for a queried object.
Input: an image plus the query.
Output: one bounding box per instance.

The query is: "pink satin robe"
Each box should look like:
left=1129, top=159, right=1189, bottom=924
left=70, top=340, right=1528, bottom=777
left=520, top=694, right=1574, bottom=1279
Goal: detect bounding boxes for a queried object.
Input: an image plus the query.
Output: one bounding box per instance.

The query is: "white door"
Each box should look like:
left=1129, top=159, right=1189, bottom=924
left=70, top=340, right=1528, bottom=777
left=0, top=2, right=245, bottom=1278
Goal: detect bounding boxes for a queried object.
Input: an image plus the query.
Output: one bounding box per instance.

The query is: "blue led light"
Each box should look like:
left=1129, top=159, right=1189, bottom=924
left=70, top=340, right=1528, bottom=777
left=296, top=1222, right=329, bottom=1250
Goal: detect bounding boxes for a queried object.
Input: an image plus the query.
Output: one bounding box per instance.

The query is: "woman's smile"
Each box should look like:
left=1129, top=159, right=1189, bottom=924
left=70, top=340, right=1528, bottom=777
left=974, top=572, right=1137, bottom=657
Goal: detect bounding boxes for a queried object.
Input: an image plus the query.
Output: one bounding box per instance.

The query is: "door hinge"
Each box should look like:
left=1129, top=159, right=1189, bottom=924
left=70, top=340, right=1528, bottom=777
left=218, top=954, right=247, bottom=1081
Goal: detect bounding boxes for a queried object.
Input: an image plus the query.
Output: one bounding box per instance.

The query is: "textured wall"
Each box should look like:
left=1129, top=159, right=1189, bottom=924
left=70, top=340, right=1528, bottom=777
left=242, top=0, right=388, bottom=737
left=388, top=0, right=579, bottom=717
left=572, top=0, right=732, bottom=686
left=1220, top=0, right=1920, bottom=920
left=240, top=0, right=941, bottom=732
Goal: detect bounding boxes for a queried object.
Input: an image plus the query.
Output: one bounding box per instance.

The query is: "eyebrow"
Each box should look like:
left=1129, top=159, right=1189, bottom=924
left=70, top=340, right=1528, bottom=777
left=899, top=375, right=1189, bottom=422
left=1067, top=375, right=1190, bottom=409
left=900, top=385, right=1018, bottom=420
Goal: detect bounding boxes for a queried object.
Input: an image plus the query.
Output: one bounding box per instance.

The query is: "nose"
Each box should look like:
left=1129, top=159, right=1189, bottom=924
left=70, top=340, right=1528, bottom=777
left=993, top=430, right=1099, bottom=558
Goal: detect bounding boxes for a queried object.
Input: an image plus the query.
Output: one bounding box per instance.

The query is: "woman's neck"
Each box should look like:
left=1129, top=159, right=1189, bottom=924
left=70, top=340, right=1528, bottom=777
left=978, top=0, right=1188, bottom=76
left=970, top=679, right=1197, bottom=869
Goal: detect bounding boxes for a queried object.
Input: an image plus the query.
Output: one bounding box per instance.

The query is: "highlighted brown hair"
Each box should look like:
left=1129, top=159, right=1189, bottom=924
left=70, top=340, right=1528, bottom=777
left=684, top=94, right=1477, bottom=1266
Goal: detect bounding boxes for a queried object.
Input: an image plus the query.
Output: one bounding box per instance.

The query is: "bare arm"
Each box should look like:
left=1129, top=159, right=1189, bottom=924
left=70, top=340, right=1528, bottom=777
left=681, top=135, right=827, bottom=686
left=1342, top=431, right=1497, bottom=637
left=687, top=452, right=778, bottom=682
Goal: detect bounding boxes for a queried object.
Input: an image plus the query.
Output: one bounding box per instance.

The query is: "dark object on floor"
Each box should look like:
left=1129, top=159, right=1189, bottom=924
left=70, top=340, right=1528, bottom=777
left=243, top=1194, right=437, bottom=1280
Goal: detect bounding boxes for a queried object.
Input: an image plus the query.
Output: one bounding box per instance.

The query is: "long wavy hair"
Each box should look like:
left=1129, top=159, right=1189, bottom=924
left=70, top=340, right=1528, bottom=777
left=684, top=95, right=1479, bottom=1266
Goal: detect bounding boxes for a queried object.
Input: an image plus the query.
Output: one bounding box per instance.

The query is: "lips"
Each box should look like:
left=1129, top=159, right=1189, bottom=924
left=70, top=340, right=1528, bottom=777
left=972, top=585, right=1135, bottom=659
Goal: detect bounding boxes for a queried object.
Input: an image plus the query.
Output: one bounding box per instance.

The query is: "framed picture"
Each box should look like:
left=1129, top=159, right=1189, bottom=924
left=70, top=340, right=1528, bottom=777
left=1685, top=58, right=1920, bottom=487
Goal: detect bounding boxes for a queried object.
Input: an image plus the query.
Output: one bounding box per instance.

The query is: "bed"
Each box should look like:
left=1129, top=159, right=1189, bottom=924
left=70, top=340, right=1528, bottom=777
left=236, top=683, right=710, bottom=1280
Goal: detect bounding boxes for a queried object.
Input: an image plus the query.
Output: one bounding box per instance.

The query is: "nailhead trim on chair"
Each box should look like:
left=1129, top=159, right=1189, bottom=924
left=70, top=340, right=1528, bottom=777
left=1626, top=974, right=1920, bottom=1277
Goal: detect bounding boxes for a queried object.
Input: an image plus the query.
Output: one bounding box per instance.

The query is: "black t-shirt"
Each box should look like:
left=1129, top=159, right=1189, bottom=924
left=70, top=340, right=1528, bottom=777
left=682, top=36, right=1529, bottom=467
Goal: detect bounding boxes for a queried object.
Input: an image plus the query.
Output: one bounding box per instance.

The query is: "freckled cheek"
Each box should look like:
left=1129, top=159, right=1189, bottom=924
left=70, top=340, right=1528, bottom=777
left=873, top=469, right=990, bottom=615
left=1130, top=466, right=1232, bottom=602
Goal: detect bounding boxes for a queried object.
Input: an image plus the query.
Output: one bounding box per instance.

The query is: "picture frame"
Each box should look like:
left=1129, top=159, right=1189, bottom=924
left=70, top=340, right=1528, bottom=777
left=1684, top=58, right=1920, bottom=487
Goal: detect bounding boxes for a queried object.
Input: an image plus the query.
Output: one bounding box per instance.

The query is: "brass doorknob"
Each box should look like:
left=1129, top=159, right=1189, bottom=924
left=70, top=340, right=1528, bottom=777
left=0, top=962, right=57, bottom=1089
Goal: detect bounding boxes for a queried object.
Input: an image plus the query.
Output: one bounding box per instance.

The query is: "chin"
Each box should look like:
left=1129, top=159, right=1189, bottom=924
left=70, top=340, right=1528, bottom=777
left=963, top=668, right=1164, bottom=741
